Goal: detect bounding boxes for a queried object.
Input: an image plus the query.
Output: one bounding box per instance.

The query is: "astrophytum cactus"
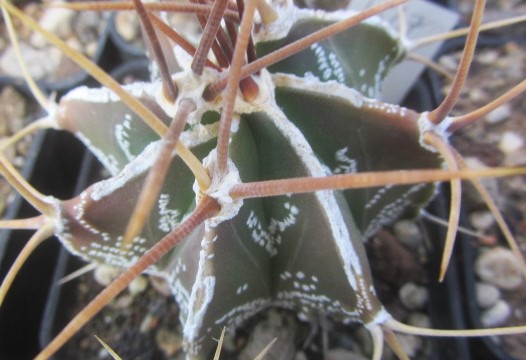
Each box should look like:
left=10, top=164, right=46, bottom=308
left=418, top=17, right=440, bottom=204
left=0, top=0, right=526, bottom=359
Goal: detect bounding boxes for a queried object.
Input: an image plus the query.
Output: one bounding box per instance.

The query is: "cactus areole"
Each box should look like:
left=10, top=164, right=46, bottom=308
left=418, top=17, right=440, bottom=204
left=20, top=0, right=452, bottom=358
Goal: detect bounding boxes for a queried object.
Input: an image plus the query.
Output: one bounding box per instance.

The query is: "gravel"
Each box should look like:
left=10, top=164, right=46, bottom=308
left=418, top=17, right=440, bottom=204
left=475, top=247, right=524, bottom=290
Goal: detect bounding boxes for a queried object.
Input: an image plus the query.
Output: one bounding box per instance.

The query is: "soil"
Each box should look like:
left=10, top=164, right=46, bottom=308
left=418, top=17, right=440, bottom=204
left=0, top=4, right=106, bottom=85
left=0, top=85, right=37, bottom=217
left=446, top=0, right=526, bottom=357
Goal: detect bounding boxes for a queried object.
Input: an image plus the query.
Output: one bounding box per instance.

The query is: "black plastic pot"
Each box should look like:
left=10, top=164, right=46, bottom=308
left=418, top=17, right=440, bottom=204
left=38, top=60, right=150, bottom=359
left=429, top=12, right=521, bottom=360
left=401, top=75, right=472, bottom=360
left=38, top=151, right=102, bottom=358
left=0, top=130, right=87, bottom=359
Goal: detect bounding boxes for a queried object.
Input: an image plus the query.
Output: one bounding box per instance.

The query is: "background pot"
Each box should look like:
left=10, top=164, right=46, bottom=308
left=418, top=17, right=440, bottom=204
left=0, top=130, right=86, bottom=359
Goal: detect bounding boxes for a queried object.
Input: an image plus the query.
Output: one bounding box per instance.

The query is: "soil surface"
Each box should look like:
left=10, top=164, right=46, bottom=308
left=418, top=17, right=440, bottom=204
left=0, top=85, right=36, bottom=217
left=448, top=0, right=526, bottom=357
left=0, top=4, right=106, bottom=84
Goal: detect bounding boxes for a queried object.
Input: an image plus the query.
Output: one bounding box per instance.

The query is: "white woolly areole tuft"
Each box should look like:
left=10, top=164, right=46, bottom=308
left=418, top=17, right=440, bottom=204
left=364, top=307, right=392, bottom=328
left=156, top=68, right=220, bottom=123
left=62, top=81, right=159, bottom=104
left=184, top=276, right=216, bottom=342
left=46, top=195, right=64, bottom=232
left=417, top=112, right=453, bottom=153
left=196, top=149, right=243, bottom=228
left=183, top=226, right=217, bottom=344
left=45, top=100, right=61, bottom=129
left=254, top=0, right=399, bottom=45
left=271, top=73, right=364, bottom=108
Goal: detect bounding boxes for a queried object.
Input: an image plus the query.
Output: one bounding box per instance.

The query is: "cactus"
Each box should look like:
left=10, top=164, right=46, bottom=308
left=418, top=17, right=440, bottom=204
left=0, top=0, right=526, bottom=358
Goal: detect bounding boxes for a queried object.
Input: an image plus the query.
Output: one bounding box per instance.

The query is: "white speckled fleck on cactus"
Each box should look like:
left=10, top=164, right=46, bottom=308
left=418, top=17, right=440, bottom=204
left=0, top=0, right=526, bottom=358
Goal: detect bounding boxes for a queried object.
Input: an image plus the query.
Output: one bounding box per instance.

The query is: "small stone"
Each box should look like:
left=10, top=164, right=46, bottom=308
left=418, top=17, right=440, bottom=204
left=0, top=43, right=62, bottom=79
left=66, top=38, right=82, bottom=53
left=397, top=334, right=423, bottom=357
left=127, top=275, right=148, bottom=295
left=485, top=103, right=511, bottom=124
left=481, top=300, right=511, bottom=327
left=438, top=54, right=458, bottom=71
left=499, top=131, right=524, bottom=154
left=93, top=264, right=120, bottom=286
left=325, top=348, right=368, bottom=360
left=155, top=328, right=183, bottom=357
left=140, top=313, right=159, bottom=333
left=115, top=11, right=141, bottom=42
left=0, top=86, right=26, bottom=136
left=239, top=310, right=296, bottom=360
left=150, top=275, right=171, bottom=297
left=462, top=157, right=499, bottom=206
left=30, top=7, right=75, bottom=47
left=469, top=211, right=495, bottom=231
left=475, top=247, right=523, bottom=290
left=12, top=156, right=24, bottom=168
left=504, top=148, right=526, bottom=167
left=85, top=42, right=98, bottom=58
left=407, top=313, right=431, bottom=328
left=111, top=293, right=134, bottom=309
left=399, top=282, right=428, bottom=310
left=476, top=282, right=501, bottom=308
left=97, top=347, right=109, bottom=359
left=477, top=49, right=499, bottom=65
left=394, top=220, right=422, bottom=250
left=469, top=88, right=488, bottom=102
left=73, top=11, right=102, bottom=45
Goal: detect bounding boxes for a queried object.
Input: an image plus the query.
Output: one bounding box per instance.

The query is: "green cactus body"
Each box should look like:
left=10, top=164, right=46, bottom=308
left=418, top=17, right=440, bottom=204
left=39, top=2, right=452, bottom=357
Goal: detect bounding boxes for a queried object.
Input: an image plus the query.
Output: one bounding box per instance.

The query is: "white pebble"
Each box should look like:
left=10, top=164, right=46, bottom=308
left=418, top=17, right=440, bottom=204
left=85, top=42, right=98, bottom=58
left=475, top=247, right=523, bottom=290
left=476, top=282, right=501, bottom=308
left=469, top=211, right=495, bottom=231
left=397, top=334, right=423, bottom=357
left=499, top=131, right=524, bottom=154
left=93, top=264, right=120, bottom=286
left=469, top=88, right=487, bottom=102
left=407, top=313, right=431, bottom=328
left=0, top=44, right=61, bottom=79
left=31, top=7, right=75, bottom=47
left=394, top=220, right=422, bottom=250
left=481, top=300, right=511, bottom=327
left=115, top=11, right=140, bottom=42
left=399, top=282, right=428, bottom=310
left=155, top=328, right=183, bottom=357
left=128, top=275, right=148, bottom=295
left=485, top=103, right=511, bottom=124
left=462, top=157, right=499, bottom=206
left=438, top=54, right=458, bottom=71
left=463, top=157, right=487, bottom=169
left=477, top=50, right=499, bottom=65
